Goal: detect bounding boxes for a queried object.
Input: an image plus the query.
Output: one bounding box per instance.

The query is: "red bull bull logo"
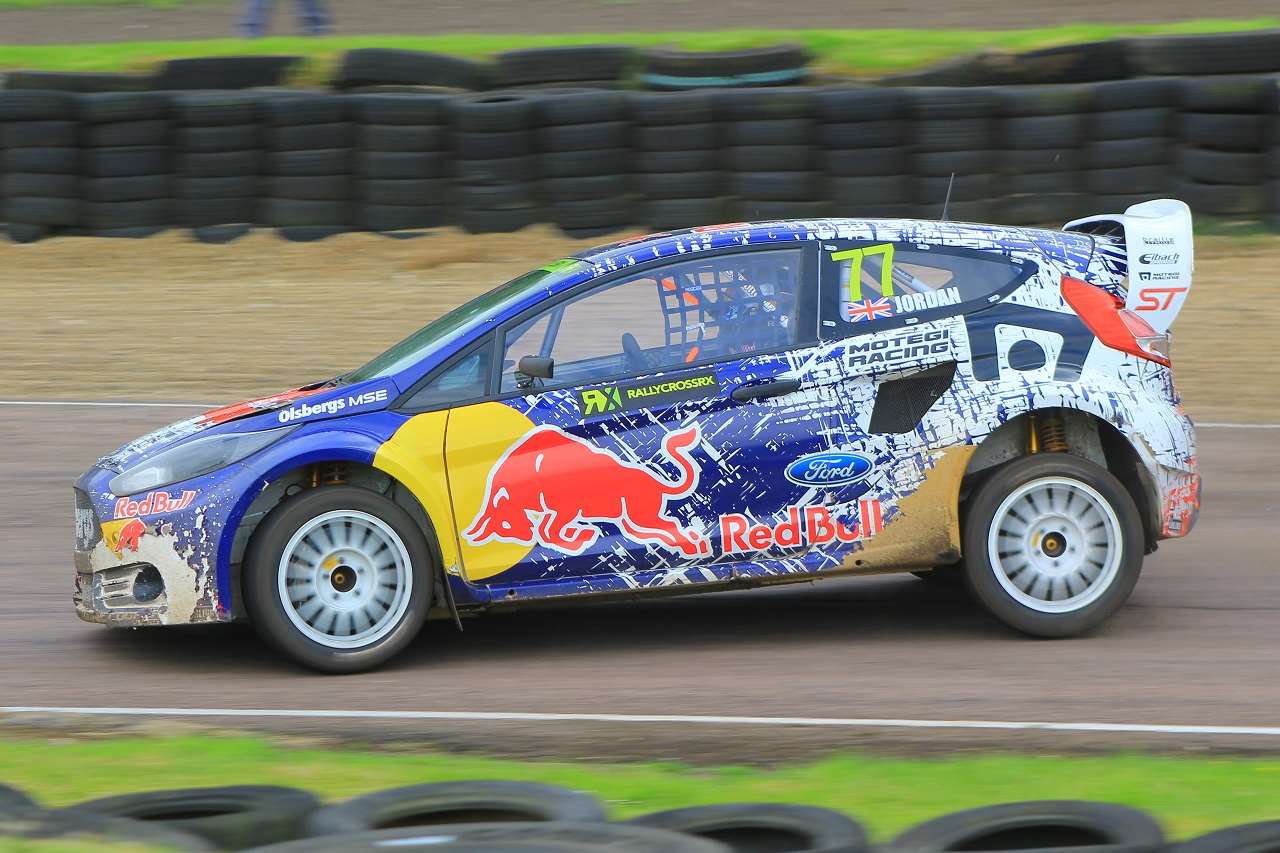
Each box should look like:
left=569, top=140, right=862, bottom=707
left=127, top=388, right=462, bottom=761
left=464, top=424, right=710, bottom=558
left=102, top=517, right=148, bottom=557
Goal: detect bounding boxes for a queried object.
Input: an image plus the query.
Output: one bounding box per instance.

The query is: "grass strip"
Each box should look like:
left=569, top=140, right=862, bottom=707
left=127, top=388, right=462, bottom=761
left=2, top=733, right=1280, bottom=840
left=0, top=18, right=1277, bottom=80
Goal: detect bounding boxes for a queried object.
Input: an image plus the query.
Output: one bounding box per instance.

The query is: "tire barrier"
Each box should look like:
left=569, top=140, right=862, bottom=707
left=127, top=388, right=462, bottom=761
left=1, top=783, right=1279, bottom=853
left=628, top=802, right=869, bottom=853
left=639, top=44, right=812, bottom=91
left=3, top=80, right=1280, bottom=242
left=154, top=56, right=301, bottom=91
left=495, top=46, right=636, bottom=91
left=887, top=800, right=1165, bottom=853
left=72, top=784, right=320, bottom=850
left=303, top=780, right=608, bottom=836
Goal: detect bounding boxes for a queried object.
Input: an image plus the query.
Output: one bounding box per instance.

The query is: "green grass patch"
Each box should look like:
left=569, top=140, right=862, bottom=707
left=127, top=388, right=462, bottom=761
left=2, top=734, right=1280, bottom=841
left=0, top=18, right=1278, bottom=80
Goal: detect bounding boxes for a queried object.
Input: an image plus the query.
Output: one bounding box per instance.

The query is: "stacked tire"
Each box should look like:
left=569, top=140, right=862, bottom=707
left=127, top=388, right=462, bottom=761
left=1177, top=75, right=1271, bottom=220
left=818, top=87, right=913, bottom=219
left=1085, top=79, right=1176, bottom=213
left=0, top=90, right=80, bottom=242
left=720, top=87, right=825, bottom=222
left=452, top=93, right=540, bottom=233
left=1269, top=88, right=1280, bottom=230
left=495, top=46, right=634, bottom=90
left=352, top=93, right=453, bottom=232
left=631, top=91, right=724, bottom=230
left=262, top=94, right=353, bottom=239
left=173, top=91, right=260, bottom=242
left=996, top=85, right=1091, bottom=224
left=80, top=92, right=172, bottom=236
left=536, top=91, right=632, bottom=237
left=907, top=87, right=999, bottom=222
left=640, top=44, right=811, bottom=91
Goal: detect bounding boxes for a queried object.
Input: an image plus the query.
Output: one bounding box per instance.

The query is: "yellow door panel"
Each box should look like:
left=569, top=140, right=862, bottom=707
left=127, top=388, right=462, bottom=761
left=372, top=411, right=462, bottom=574
left=443, top=401, right=537, bottom=581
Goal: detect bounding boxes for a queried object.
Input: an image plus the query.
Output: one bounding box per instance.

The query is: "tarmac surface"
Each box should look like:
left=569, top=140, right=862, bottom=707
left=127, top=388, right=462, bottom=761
left=1, top=405, right=1276, bottom=760
left=1, top=0, right=1276, bottom=43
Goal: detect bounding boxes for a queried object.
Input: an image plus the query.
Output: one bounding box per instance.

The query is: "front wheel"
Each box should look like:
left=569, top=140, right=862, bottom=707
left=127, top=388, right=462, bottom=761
left=245, top=486, right=433, bottom=673
left=962, top=453, right=1144, bottom=637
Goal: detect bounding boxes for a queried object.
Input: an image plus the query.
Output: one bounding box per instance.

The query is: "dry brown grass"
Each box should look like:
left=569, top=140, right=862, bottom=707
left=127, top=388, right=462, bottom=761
left=1, top=228, right=1276, bottom=422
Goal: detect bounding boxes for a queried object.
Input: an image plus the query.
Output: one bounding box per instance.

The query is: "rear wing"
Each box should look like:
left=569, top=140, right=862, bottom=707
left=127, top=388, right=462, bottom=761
left=1064, top=199, right=1194, bottom=334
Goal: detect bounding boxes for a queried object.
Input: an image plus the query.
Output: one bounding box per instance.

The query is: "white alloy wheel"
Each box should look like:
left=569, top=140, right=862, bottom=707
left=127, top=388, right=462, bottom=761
left=986, top=476, right=1123, bottom=614
left=277, top=509, right=414, bottom=649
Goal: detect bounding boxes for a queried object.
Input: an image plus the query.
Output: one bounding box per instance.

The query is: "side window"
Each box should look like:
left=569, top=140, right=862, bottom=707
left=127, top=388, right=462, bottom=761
left=501, top=249, right=804, bottom=392
left=822, top=242, right=1034, bottom=338
left=403, top=337, right=493, bottom=410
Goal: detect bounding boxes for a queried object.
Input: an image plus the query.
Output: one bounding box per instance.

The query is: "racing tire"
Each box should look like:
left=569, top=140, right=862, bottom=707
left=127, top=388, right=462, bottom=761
left=155, top=55, right=299, bottom=90
left=4, top=196, right=78, bottom=226
left=1006, top=171, right=1084, bottom=196
left=2, top=173, right=79, bottom=199
left=1180, top=181, right=1267, bottom=216
left=244, top=485, right=434, bottom=673
left=730, top=170, right=819, bottom=201
left=459, top=155, right=535, bottom=184
left=82, top=174, right=171, bottom=203
left=304, top=781, right=607, bottom=836
left=727, top=118, right=811, bottom=147
left=177, top=175, right=258, bottom=201
left=335, top=49, right=491, bottom=91
left=906, top=87, right=997, bottom=120
left=632, top=122, right=719, bottom=151
left=4, top=223, right=51, bottom=243
left=356, top=203, right=451, bottom=231
left=715, top=86, right=817, bottom=121
left=1128, top=30, right=1280, bottom=77
left=0, top=90, right=77, bottom=121
left=264, top=175, right=352, bottom=202
left=360, top=178, right=452, bottom=206
left=72, top=785, right=319, bottom=849
left=80, top=92, right=168, bottom=124
left=730, top=199, right=829, bottom=220
left=996, top=84, right=1093, bottom=117
left=455, top=130, right=533, bottom=160
left=828, top=175, right=912, bottom=205
left=496, top=45, right=634, bottom=88
left=1179, top=75, right=1274, bottom=113
left=1084, top=166, right=1168, bottom=195
left=888, top=800, right=1163, bottom=853
left=631, top=91, right=716, bottom=126
left=1001, top=148, right=1082, bottom=173
left=83, top=199, right=172, bottom=230
left=539, top=174, right=627, bottom=203
left=192, top=224, right=253, bottom=243
left=1090, top=79, right=1177, bottom=111
left=914, top=173, right=997, bottom=204
left=460, top=206, right=540, bottom=234
left=961, top=453, right=1144, bottom=638
left=265, top=149, right=351, bottom=177
left=1001, top=115, right=1085, bottom=149
left=2, top=145, right=79, bottom=173
left=912, top=149, right=994, bottom=177
left=628, top=803, right=868, bottom=853
left=538, top=90, right=628, bottom=125
left=85, top=146, right=170, bottom=178
left=171, top=91, right=259, bottom=126
left=635, top=171, right=721, bottom=199
left=265, top=93, right=348, bottom=126
left=451, top=93, right=537, bottom=133
left=178, top=150, right=260, bottom=179
left=539, top=120, right=628, bottom=152
left=357, top=150, right=449, bottom=180
left=261, top=822, right=725, bottom=852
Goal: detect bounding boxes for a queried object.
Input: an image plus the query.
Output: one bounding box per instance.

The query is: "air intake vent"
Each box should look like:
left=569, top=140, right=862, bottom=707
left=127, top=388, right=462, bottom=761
left=869, top=362, right=957, bottom=434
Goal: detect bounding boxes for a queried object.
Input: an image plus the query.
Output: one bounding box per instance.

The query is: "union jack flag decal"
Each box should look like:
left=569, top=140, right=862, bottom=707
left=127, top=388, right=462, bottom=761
left=845, top=297, right=894, bottom=323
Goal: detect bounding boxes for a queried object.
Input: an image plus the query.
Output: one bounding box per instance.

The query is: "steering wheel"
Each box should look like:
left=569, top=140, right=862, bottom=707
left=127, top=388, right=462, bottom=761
left=622, top=333, right=649, bottom=372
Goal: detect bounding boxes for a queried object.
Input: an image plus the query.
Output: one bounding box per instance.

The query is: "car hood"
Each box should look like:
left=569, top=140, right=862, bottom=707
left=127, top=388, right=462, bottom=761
left=96, top=377, right=400, bottom=472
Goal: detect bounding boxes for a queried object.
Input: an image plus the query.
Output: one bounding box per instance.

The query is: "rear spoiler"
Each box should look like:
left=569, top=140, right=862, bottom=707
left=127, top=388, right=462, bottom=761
left=1064, top=199, right=1194, bottom=334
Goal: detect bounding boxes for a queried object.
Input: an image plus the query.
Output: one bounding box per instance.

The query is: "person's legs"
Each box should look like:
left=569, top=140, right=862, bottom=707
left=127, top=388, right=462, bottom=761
left=238, top=0, right=274, bottom=37
left=295, top=0, right=333, bottom=36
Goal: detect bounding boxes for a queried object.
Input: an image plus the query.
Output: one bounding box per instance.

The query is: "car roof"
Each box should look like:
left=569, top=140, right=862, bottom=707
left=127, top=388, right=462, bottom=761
left=572, top=218, right=1096, bottom=280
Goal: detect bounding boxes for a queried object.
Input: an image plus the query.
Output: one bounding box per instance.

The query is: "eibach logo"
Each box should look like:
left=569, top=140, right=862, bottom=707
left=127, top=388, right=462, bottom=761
left=719, top=500, right=883, bottom=555
left=114, top=490, right=196, bottom=519
left=464, top=424, right=710, bottom=557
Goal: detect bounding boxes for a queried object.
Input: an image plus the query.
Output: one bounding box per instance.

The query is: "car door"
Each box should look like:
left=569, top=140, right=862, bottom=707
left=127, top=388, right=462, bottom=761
left=442, top=245, right=874, bottom=592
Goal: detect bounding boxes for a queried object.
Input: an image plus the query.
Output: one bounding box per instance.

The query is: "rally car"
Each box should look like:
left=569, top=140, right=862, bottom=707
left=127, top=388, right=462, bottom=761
left=74, top=202, right=1200, bottom=672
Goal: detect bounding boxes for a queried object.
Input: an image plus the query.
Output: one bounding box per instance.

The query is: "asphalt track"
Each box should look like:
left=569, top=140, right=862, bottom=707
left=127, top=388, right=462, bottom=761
left=3, top=404, right=1277, bottom=760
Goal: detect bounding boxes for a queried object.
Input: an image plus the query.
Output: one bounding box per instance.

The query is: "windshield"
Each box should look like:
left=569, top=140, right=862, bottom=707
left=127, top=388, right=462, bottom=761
left=343, top=259, right=588, bottom=384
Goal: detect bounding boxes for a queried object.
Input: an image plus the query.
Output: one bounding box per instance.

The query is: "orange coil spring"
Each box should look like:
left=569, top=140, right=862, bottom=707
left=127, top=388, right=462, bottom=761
left=1036, top=412, right=1069, bottom=453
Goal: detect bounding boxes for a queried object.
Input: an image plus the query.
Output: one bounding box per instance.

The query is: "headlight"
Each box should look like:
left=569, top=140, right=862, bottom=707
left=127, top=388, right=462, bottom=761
left=109, top=427, right=294, bottom=496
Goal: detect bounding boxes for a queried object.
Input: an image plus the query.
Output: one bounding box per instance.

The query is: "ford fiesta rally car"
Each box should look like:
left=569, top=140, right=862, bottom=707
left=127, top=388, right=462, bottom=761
left=75, top=201, right=1200, bottom=672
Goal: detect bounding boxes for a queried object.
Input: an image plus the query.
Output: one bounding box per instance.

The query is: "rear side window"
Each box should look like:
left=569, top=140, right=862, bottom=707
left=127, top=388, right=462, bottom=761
left=820, top=242, right=1035, bottom=338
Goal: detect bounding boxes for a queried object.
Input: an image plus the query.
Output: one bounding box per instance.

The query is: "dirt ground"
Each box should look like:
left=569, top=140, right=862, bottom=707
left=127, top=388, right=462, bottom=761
left=1, top=0, right=1277, bottom=44
left=0, top=226, right=1274, bottom=422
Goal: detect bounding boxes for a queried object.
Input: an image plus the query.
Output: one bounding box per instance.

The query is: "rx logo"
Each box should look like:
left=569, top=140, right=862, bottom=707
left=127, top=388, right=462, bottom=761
left=579, top=386, right=623, bottom=415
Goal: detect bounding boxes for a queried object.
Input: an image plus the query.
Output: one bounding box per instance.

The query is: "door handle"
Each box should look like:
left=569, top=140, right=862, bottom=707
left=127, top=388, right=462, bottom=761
left=731, top=378, right=802, bottom=403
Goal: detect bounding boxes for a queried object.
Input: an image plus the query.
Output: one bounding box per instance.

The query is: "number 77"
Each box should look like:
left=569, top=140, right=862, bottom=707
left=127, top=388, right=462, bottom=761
left=831, top=244, right=895, bottom=302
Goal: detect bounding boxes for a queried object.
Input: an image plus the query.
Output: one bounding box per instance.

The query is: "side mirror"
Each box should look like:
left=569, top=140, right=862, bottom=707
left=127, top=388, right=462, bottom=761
left=515, top=355, right=554, bottom=388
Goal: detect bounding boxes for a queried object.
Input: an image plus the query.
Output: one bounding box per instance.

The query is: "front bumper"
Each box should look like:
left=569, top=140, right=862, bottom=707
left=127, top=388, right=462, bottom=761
left=73, top=475, right=228, bottom=627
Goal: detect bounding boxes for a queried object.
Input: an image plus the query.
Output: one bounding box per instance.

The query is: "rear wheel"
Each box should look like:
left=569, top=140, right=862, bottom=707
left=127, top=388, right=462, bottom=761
left=962, top=453, right=1143, bottom=637
left=245, top=486, right=433, bottom=673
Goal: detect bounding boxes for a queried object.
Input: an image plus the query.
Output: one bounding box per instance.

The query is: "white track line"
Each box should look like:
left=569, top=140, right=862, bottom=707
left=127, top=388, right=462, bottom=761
left=3, top=706, right=1279, bottom=737
left=0, top=400, right=1276, bottom=429
left=0, top=400, right=211, bottom=409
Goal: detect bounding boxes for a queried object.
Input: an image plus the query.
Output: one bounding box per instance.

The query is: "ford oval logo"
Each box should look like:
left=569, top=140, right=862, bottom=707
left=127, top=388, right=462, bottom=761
left=785, top=452, right=874, bottom=487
